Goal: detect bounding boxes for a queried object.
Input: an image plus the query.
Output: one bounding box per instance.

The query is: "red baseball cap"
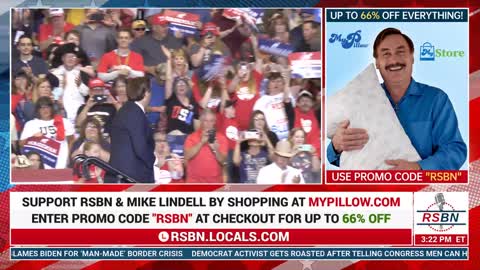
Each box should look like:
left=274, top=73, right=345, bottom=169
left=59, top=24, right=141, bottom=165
left=88, top=78, right=105, bottom=89
left=201, top=22, right=220, bottom=36
left=151, top=15, right=168, bottom=26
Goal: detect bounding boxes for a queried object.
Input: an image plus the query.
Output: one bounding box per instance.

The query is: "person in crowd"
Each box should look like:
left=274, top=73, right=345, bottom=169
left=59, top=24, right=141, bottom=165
left=107, top=77, right=155, bottom=183
left=111, top=76, right=128, bottom=107
left=130, top=14, right=183, bottom=76
left=38, top=9, right=75, bottom=52
left=12, top=35, right=50, bottom=82
left=227, top=59, right=264, bottom=131
left=190, top=22, right=230, bottom=68
left=246, top=110, right=279, bottom=149
left=256, top=139, right=304, bottom=184
left=70, top=117, right=111, bottom=164
left=12, top=8, right=34, bottom=54
left=253, top=68, right=293, bottom=140
left=184, top=109, right=228, bottom=183
left=97, top=29, right=145, bottom=82
left=210, top=10, right=250, bottom=61
left=189, top=23, right=233, bottom=111
left=169, top=48, right=191, bottom=79
left=103, top=9, right=123, bottom=29
left=12, top=71, right=33, bottom=132
left=51, top=30, right=95, bottom=77
left=195, top=79, right=227, bottom=112
left=45, top=43, right=61, bottom=68
left=20, top=97, right=75, bottom=169
left=153, top=132, right=184, bottom=183
left=24, top=77, right=65, bottom=121
left=74, top=141, right=108, bottom=183
left=26, top=151, right=45, bottom=170
left=268, top=13, right=290, bottom=44
left=300, top=21, right=321, bottom=52
left=216, top=99, right=239, bottom=183
left=165, top=76, right=200, bottom=135
left=288, top=128, right=320, bottom=183
left=191, top=22, right=229, bottom=110
left=285, top=89, right=321, bottom=156
left=290, top=9, right=318, bottom=52
left=75, top=9, right=117, bottom=65
left=50, top=43, right=90, bottom=124
left=233, top=129, right=274, bottom=184
left=131, top=19, right=147, bottom=40
left=76, top=78, right=120, bottom=136
left=64, top=29, right=81, bottom=46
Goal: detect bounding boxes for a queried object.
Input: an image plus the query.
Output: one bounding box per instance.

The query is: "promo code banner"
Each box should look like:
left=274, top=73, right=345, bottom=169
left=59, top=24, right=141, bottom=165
left=326, top=170, right=468, bottom=184
left=10, top=192, right=414, bottom=246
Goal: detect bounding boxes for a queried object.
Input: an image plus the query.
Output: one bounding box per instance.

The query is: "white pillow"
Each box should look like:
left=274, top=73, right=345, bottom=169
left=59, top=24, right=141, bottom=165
left=326, top=64, right=420, bottom=170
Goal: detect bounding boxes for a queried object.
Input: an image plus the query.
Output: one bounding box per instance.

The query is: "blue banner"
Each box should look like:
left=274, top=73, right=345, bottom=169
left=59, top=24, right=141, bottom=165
left=11, top=247, right=469, bottom=260
left=258, top=38, right=294, bottom=57
left=167, top=134, right=187, bottom=157
left=326, top=9, right=468, bottom=22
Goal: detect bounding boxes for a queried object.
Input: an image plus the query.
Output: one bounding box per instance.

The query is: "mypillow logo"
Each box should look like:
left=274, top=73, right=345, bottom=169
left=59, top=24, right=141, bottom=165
left=420, top=42, right=435, bottom=61
left=420, top=42, right=465, bottom=61
left=328, top=30, right=368, bottom=49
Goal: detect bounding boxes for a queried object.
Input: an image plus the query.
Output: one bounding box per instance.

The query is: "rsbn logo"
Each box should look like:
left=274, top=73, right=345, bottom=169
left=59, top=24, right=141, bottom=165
left=420, top=42, right=435, bottom=61
left=329, top=30, right=368, bottom=49
left=416, top=193, right=467, bottom=232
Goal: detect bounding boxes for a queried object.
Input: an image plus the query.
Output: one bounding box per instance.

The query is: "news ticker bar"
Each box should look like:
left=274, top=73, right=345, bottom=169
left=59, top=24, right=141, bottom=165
left=10, top=247, right=468, bottom=260
left=326, top=170, right=468, bottom=184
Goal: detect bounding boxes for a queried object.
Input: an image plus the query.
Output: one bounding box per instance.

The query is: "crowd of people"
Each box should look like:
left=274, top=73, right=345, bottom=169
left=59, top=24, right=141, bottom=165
left=10, top=8, right=321, bottom=184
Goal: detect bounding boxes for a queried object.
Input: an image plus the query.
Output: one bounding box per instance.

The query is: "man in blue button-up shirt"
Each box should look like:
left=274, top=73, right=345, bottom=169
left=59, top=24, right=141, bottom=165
left=327, top=28, right=467, bottom=170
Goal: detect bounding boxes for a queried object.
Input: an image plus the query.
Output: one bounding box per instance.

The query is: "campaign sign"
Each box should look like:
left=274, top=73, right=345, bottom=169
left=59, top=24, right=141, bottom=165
left=167, top=134, right=187, bottom=157
left=289, top=52, right=322, bottom=79
left=22, top=136, right=61, bottom=168
left=258, top=38, right=294, bottom=57
left=197, top=54, right=227, bottom=81
left=163, top=9, right=200, bottom=36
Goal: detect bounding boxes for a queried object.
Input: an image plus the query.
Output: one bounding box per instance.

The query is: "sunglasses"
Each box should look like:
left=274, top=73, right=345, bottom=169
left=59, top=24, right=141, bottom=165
left=133, top=28, right=146, bottom=31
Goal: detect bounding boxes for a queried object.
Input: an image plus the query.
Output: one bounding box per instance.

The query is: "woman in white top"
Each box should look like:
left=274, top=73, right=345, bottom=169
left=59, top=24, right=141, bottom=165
left=20, top=97, right=75, bottom=169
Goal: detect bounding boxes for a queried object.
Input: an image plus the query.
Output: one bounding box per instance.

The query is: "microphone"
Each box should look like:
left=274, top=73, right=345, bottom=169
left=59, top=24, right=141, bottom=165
left=435, top=193, right=446, bottom=230
left=435, top=193, right=445, bottom=211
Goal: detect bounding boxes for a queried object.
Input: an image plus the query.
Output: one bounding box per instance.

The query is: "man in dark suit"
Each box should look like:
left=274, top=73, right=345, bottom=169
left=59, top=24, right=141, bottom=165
left=106, top=77, right=155, bottom=183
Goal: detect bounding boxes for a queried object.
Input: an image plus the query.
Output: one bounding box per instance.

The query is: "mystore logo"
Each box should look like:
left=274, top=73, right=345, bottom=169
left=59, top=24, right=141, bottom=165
left=420, top=42, right=465, bottom=61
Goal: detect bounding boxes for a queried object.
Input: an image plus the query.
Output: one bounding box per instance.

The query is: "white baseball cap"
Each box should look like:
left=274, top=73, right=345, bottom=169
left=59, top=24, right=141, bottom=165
left=49, top=8, right=64, bottom=17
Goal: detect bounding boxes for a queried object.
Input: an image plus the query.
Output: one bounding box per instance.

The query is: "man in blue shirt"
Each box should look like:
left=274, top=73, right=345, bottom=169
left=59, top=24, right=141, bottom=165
left=327, top=28, right=467, bottom=170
